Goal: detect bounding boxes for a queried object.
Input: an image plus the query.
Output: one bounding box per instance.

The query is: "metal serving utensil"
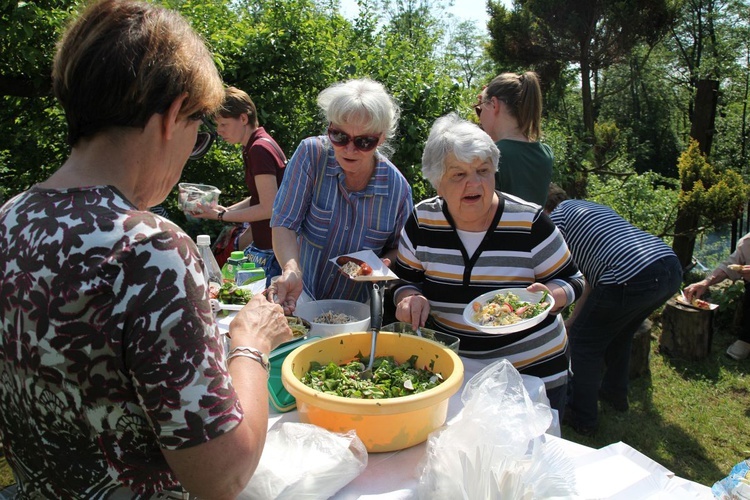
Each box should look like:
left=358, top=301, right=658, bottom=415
left=299, top=279, right=327, bottom=318
left=361, top=282, right=384, bottom=380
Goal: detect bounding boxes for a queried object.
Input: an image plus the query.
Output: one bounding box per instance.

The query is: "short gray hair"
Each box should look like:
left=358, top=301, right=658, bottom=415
left=317, top=78, right=400, bottom=140
left=421, top=113, right=499, bottom=189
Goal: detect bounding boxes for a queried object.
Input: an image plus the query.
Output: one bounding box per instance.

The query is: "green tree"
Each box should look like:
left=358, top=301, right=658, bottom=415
left=486, top=0, right=676, bottom=197
left=0, top=0, right=83, bottom=202
left=672, top=139, right=750, bottom=268
left=0, top=0, right=77, bottom=98
left=342, top=0, right=462, bottom=200
left=596, top=44, right=687, bottom=178
left=659, top=0, right=750, bottom=267
left=588, top=172, right=679, bottom=241
left=444, top=20, right=493, bottom=91
left=487, top=0, right=675, bottom=141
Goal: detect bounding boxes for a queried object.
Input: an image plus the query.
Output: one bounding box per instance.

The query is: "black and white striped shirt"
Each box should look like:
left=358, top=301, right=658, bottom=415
left=549, top=200, right=676, bottom=286
left=394, top=193, right=584, bottom=388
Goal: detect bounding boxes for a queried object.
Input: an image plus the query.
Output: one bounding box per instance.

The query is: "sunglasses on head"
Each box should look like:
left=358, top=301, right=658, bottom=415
left=327, top=125, right=381, bottom=152
left=190, top=115, right=217, bottom=161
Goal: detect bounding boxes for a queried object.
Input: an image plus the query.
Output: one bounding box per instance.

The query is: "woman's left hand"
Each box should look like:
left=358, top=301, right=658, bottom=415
left=527, top=282, right=564, bottom=313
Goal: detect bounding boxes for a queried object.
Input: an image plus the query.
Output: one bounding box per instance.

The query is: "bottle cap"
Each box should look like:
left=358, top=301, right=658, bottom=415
left=230, top=251, right=246, bottom=260
left=196, top=234, right=210, bottom=246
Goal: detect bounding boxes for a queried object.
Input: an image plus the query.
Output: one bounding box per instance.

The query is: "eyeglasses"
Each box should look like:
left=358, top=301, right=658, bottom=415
left=474, top=100, right=491, bottom=118
left=190, top=116, right=217, bottom=160
left=327, top=125, right=381, bottom=152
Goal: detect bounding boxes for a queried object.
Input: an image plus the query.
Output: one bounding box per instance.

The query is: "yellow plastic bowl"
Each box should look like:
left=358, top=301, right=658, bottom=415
left=281, top=331, right=464, bottom=453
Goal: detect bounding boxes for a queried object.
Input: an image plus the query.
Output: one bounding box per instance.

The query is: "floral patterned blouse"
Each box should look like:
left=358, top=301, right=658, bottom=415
left=0, top=186, right=242, bottom=498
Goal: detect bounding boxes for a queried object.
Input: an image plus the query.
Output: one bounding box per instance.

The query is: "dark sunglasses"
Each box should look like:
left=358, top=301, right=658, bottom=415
left=190, top=116, right=217, bottom=160
left=327, top=125, right=381, bottom=152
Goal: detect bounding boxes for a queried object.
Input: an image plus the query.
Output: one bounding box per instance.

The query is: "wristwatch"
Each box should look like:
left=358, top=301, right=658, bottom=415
left=217, top=209, right=227, bottom=223
left=227, top=346, right=270, bottom=375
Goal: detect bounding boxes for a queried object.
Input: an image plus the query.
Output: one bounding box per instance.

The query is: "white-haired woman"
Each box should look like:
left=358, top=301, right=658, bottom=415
left=392, top=113, right=583, bottom=414
left=271, top=78, right=413, bottom=311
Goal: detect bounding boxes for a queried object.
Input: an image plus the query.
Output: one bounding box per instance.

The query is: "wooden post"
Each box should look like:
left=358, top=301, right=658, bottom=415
left=659, top=298, right=714, bottom=361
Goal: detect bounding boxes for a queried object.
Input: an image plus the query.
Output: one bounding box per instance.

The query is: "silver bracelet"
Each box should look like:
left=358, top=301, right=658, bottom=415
left=227, top=346, right=270, bottom=376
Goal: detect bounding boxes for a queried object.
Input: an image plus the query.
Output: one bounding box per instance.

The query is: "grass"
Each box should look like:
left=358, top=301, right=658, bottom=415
left=1, top=307, right=748, bottom=490
left=0, top=458, right=9, bottom=491
left=560, top=310, right=750, bottom=487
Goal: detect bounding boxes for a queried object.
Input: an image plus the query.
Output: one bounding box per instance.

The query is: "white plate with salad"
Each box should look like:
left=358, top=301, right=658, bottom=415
left=215, top=282, right=265, bottom=311
left=463, top=288, right=555, bottom=335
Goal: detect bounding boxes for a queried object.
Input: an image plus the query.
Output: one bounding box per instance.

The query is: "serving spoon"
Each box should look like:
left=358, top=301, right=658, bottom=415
left=361, top=282, right=384, bottom=380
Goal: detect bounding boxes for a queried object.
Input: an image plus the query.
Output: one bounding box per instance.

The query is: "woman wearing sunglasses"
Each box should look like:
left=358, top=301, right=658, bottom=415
left=475, top=71, right=553, bottom=206
left=0, top=1, right=293, bottom=497
left=270, top=78, right=413, bottom=312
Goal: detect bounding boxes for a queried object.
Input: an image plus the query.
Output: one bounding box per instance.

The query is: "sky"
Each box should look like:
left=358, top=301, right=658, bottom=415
left=338, top=0, right=513, bottom=33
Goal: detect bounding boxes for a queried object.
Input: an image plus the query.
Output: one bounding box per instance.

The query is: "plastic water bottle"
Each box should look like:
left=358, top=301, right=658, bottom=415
left=196, top=234, right=223, bottom=297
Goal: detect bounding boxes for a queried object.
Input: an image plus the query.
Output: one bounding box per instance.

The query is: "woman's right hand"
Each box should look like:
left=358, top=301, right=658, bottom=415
left=268, top=268, right=303, bottom=315
left=683, top=281, right=708, bottom=303
left=229, top=293, right=293, bottom=352
left=395, top=293, right=430, bottom=331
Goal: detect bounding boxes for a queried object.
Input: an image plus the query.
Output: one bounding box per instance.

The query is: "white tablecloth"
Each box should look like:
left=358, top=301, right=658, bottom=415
left=263, top=356, right=555, bottom=499
left=217, top=313, right=713, bottom=499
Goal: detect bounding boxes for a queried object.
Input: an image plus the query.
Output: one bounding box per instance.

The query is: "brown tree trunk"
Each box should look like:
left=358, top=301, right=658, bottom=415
left=671, top=79, right=719, bottom=269
left=673, top=212, right=700, bottom=270
left=659, top=299, right=714, bottom=360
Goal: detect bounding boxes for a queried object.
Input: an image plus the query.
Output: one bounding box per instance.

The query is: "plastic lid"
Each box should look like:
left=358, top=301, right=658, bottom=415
left=230, top=251, right=246, bottom=259
left=196, top=234, right=210, bottom=246
left=240, top=262, right=256, bottom=269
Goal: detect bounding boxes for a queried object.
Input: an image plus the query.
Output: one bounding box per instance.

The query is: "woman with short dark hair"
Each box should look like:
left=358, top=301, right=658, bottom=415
left=191, top=86, right=287, bottom=284
left=0, top=1, right=292, bottom=497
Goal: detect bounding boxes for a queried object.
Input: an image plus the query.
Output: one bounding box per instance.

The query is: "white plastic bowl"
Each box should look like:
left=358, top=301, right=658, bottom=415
left=462, top=288, right=555, bottom=335
left=294, top=299, right=370, bottom=337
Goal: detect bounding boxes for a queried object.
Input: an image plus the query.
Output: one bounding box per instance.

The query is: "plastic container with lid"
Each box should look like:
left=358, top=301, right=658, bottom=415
left=381, top=322, right=460, bottom=353
left=235, top=262, right=266, bottom=286
left=178, top=183, right=221, bottom=215
left=221, top=250, right=247, bottom=283
left=268, top=335, right=320, bottom=412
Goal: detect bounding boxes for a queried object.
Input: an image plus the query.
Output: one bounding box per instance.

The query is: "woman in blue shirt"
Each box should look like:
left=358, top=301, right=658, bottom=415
left=270, top=78, right=413, bottom=312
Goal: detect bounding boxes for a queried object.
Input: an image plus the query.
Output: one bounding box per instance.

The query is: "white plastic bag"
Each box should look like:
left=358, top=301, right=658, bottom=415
left=416, top=359, right=579, bottom=499
left=240, top=421, right=368, bottom=499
